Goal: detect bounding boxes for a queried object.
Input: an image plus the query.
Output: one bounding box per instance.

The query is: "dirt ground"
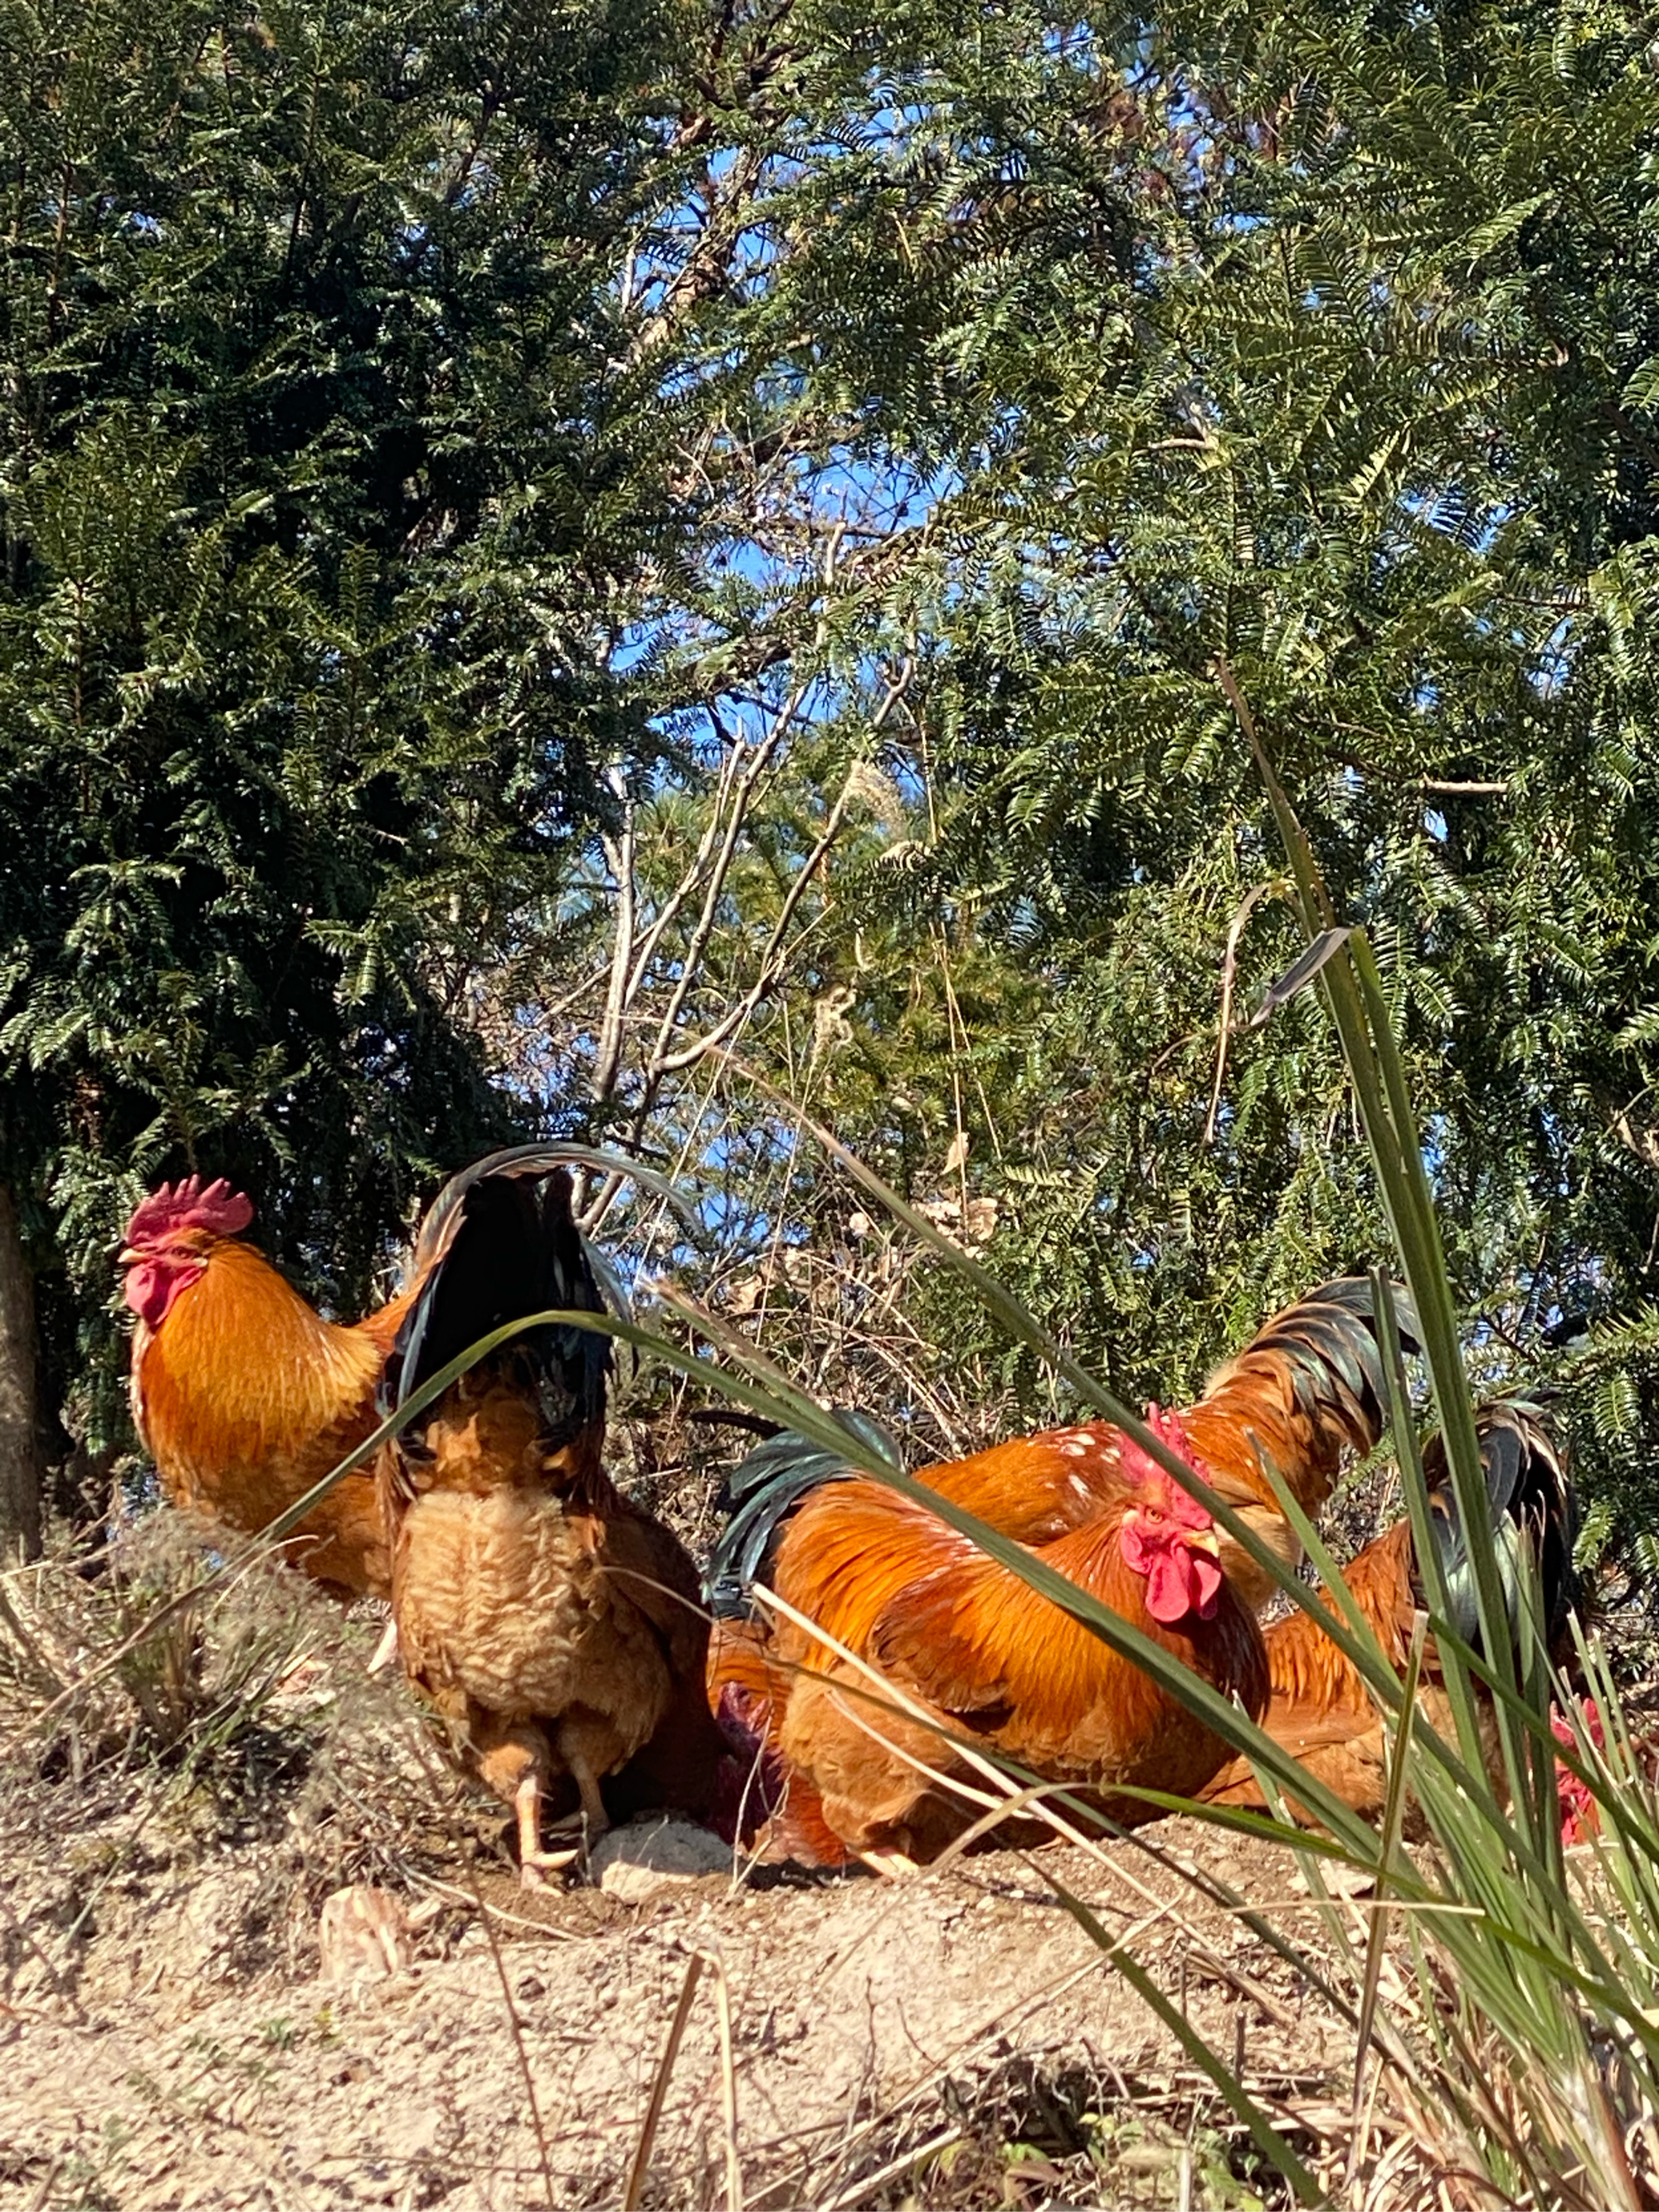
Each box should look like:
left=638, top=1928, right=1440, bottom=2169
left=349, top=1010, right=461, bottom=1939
left=0, top=1539, right=1368, bottom=2212
left=3, top=1805, right=1363, bottom=2211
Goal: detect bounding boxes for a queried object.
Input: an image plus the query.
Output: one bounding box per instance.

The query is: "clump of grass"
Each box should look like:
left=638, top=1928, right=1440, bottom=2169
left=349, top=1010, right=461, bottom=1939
left=0, top=1510, right=501, bottom=2001
left=1, top=1511, right=338, bottom=1787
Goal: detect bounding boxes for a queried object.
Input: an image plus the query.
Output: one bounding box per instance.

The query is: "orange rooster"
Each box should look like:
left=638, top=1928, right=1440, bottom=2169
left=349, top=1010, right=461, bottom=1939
left=119, top=1145, right=612, bottom=1597
left=119, top=1174, right=415, bottom=1594
left=705, top=1279, right=1416, bottom=1866
left=1199, top=1398, right=1579, bottom=1829
left=375, top=1163, right=727, bottom=1882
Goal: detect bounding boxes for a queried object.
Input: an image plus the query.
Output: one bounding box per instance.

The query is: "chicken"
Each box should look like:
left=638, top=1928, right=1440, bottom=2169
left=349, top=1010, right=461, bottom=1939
left=707, top=1406, right=1266, bottom=1864
left=705, top=1616, right=857, bottom=1868
left=119, top=1174, right=416, bottom=1595
left=118, top=1145, right=597, bottom=1597
left=704, top=1279, right=1415, bottom=1866
left=1198, top=1398, right=1579, bottom=1830
left=376, top=1161, right=727, bottom=1883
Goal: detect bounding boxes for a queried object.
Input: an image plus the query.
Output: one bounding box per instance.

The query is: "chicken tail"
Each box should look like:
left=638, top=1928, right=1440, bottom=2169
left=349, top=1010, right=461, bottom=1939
left=378, top=1160, right=611, bottom=1461
left=703, top=1409, right=904, bottom=1617
left=1189, top=1276, right=1422, bottom=1521
left=704, top=1617, right=854, bottom=1866
left=1419, top=1396, right=1579, bottom=1658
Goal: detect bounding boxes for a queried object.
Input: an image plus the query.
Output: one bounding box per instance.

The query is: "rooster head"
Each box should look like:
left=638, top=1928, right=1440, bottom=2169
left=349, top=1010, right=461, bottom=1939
left=1118, top=1404, right=1224, bottom=1626
left=119, top=1175, right=255, bottom=1329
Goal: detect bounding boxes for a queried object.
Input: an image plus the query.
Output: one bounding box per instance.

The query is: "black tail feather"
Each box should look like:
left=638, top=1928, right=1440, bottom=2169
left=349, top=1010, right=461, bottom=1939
left=1245, top=1274, right=1423, bottom=1442
left=1418, top=1398, right=1579, bottom=1655
left=704, top=1408, right=904, bottom=1616
left=379, top=1163, right=611, bottom=1454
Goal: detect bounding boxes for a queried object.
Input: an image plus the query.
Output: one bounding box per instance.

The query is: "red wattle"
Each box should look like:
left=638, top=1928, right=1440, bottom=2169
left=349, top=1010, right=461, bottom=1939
left=1143, top=1551, right=1192, bottom=1623
left=1131, top=1533, right=1224, bottom=1625
left=1189, top=1550, right=1222, bottom=1620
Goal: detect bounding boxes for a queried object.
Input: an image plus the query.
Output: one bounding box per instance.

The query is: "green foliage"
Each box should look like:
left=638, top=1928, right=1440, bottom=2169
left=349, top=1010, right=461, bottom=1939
left=0, top=0, right=712, bottom=1446
left=8, top=0, right=1659, bottom=1553
left=615, top=0, right=1659, bottom=1527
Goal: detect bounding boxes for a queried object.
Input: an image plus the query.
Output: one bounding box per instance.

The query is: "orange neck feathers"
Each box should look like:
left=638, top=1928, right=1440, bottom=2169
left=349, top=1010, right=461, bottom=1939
left=133, top=1238, right=386, bottom=1461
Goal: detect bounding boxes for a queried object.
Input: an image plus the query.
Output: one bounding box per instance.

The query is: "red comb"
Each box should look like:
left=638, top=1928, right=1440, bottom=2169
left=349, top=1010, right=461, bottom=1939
left=123, top=1174, right=254, bottom=1247
left=1121, top=1404, right=1212, bottom=1529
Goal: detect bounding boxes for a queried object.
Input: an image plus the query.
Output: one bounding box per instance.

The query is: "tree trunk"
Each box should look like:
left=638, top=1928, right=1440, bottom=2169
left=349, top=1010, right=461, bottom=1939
left=0, top=1185, right=42, bottom=1560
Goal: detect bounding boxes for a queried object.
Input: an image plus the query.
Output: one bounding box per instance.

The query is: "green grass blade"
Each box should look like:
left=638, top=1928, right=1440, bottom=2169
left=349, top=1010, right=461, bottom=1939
left=1033, top=1860, right=1323, bottom=2204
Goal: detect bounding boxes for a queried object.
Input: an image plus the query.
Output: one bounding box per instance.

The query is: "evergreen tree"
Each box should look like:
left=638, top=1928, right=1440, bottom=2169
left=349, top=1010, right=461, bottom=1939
left=10, top=0, right=1659, bottom=1566
left=0, top=0, right=712, bottom=1539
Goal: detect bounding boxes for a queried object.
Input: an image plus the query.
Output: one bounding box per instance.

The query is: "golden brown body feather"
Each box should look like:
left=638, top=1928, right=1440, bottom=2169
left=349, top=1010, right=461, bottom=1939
left=1199, top=1401, right=1576, bottom=1830
left=1199, top=1521, right=1511, bottom=1829
left=131, top=1237, right=411, bottom=1596
left=768, top=1434, right=1268, bottom=1862
left=388, top=1375, right=714, bottom=1851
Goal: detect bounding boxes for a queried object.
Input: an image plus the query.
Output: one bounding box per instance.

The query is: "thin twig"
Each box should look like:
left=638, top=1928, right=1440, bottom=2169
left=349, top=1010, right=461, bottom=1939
left=591, top=762, right=640, bottom=1111
left=1203, top=878, right=1287, bottom=1145
left=650, top=666, right=912, bottom=1081
left=623, top=1952, right=705, bottom=2212
left=700, top=1947, right=744, bottom=2212
left=817, top=2126, right=964, bottom=2212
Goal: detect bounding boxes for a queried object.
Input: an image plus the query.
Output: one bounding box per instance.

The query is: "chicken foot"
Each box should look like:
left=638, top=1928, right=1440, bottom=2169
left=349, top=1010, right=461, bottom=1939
left=858, top=1849, right=922, bottom=1880
left=514, top=1771, right=583, bottom=1886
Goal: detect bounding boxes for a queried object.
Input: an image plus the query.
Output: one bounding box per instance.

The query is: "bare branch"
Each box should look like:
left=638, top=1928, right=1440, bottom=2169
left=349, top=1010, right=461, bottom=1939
left=621, top=717, right=751, bottom=1018
left=650, top=660, right=914, bottom=1079
left=591, top=764, right=639, bottom=1111
left=643, top=693, right=802, bottom=1072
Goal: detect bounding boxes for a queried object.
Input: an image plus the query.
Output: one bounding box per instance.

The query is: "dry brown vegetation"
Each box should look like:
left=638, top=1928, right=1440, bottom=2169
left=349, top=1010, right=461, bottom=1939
left=11, top=1505, right=1647, bottom=2212
left=0, top=1514, right=1444, bottom=2212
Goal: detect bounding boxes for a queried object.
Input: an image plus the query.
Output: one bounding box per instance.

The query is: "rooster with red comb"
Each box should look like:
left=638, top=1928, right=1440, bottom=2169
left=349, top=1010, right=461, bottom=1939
left=119, top=1172, right=404, bottom=1594
left=703, top=1278, right=1417, bottom=1868
left=118, top=1148, right=618, bottom=1599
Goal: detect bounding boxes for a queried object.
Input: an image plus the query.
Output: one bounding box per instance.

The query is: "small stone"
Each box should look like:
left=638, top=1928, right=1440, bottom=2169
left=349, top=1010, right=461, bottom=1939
left=1292, top=1860, right=1375, bottom=1899
left=318, top=1884, right=413, bottom=1984
left=590, top=1818, right=730, bottom=1901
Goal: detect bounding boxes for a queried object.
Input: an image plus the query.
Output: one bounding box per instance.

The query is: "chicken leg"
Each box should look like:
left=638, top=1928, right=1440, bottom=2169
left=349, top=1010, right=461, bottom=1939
left=514, top=1771, right=581, bottom=1887
left=477, top=1723, right=581, bottom=1888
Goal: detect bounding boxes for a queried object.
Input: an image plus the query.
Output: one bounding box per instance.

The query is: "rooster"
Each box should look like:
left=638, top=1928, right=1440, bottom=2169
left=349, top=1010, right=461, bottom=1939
left=704, top=1278, right=1415, bottom=1866
left=120, top=1174, right=416, bottom=1595
left=118, top=1145, right=608, bottom=1597
left=1198, top=1398, right=1579, bottom=1830
left=376, top=1161, right=727, bottom=1882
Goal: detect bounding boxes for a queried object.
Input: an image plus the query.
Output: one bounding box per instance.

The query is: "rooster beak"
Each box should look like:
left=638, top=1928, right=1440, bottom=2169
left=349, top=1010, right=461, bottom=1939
left=1185, top=1528, right=1221, bottom=1558
left=117, top=1247, right=141, bottom=1266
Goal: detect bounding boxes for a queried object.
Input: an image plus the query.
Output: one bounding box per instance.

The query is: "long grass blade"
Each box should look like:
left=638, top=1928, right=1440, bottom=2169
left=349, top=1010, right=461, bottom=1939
left=1033, top=1861, right=1322, bottom=2204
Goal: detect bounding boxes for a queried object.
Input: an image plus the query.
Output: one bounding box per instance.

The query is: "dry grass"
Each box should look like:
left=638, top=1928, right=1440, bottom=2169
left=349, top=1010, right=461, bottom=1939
left=0, top=1515, right=507, bottom=1990
left=10, top=1489, right=1659, bottom=2212
left=1, top=1506, right=1365, bottom=2212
